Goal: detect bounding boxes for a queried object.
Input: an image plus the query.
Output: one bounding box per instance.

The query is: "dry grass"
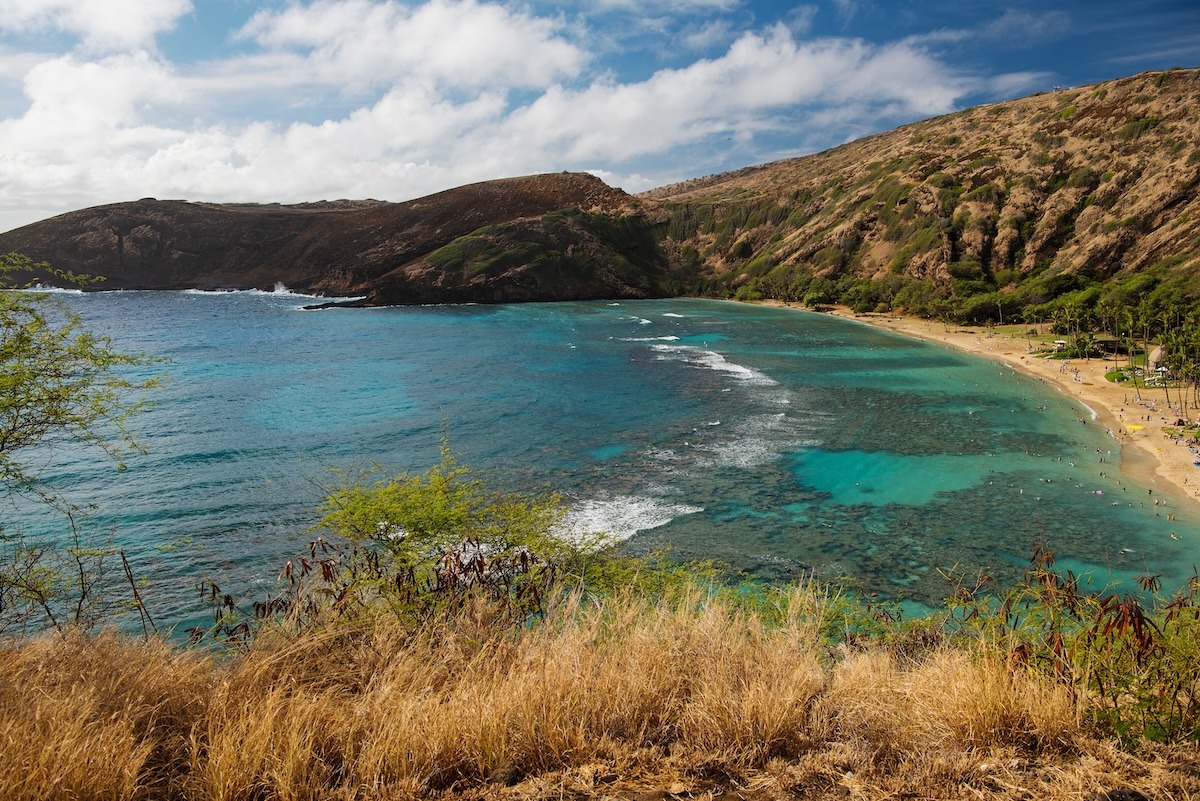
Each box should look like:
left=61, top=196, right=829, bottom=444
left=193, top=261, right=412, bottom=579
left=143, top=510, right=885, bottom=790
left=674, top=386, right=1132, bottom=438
left=0, top=631, right=209, bottom=800
left=2, top=587, right=1198, bottom=801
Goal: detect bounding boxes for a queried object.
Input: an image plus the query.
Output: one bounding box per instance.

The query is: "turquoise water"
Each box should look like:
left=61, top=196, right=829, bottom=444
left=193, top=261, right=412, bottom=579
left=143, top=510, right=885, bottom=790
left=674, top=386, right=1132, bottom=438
left=11, top=291, right=1200, bottom=626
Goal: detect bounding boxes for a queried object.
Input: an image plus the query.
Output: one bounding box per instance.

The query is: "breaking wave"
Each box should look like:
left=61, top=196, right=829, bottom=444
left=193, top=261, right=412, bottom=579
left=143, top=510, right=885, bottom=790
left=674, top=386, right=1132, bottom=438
left=649, top=344, right=778, bottom=386
left=563, top=496, right=704, bottom=541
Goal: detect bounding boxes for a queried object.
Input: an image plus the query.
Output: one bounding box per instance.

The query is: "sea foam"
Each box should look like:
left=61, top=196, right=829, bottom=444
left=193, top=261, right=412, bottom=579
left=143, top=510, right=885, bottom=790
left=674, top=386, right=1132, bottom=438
left=19, top=284, right=84, bottom=294
left=182, top=283, right=331, bottom=300
left=650, top=344, right=778, bottom=386
left=563, top=496, right=703, bottom=541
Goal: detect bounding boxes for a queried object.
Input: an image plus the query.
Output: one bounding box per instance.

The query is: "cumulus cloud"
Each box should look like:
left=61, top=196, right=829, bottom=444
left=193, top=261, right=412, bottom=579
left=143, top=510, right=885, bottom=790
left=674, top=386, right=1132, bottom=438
left=496, top=25, right=969, bottom=163
left=0, top=0, right=192, bottom=52
left=0, top=0, right=1036, bottom=231
left=236, top=0, right=586, bottom=91
left=17, top=53, right=181, bottom=137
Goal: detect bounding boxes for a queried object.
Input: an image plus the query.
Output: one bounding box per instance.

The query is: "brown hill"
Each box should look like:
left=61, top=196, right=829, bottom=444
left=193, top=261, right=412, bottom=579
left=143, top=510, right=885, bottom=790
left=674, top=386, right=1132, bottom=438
left=4, top=70, right=1198, bottom=317
left=0, top=172, right=677, bottom=306
left=645, top=68, right=1200, bottom=321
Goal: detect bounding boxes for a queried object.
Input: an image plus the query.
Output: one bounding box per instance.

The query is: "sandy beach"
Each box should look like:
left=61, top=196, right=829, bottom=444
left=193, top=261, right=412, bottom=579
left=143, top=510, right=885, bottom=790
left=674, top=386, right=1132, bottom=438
left=758, top=301, right=1200, bottom=518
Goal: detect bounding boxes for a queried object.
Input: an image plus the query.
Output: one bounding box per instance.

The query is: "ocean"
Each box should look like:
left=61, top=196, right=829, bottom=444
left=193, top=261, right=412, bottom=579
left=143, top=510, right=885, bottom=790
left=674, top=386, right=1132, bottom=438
left=11, top=289, right=1200, bottom=627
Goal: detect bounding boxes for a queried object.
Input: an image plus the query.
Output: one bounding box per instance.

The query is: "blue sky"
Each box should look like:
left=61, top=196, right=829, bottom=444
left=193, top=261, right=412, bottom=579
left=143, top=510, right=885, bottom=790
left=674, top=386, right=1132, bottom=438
left=0, top=0, right=1196, bottom=232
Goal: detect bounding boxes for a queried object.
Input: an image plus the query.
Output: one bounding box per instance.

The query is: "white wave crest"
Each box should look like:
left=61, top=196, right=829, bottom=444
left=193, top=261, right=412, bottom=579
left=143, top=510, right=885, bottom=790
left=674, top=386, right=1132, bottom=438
left=18, top=284, right=83, bottom=294
left=661, top=313, right=685, bottom=318
left=563, top=496, right=703, bottom=541
left=650, top=344, right=778, bottom=386
left=619, top=335, right=680, bottom=342
left=182, top=283, right=331, bottom=300
left=688, top=412, right=827, bottom=469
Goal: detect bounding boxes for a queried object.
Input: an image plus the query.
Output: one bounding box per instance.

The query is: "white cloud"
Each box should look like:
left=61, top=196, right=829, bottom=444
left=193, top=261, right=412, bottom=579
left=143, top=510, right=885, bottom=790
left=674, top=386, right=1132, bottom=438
left=0, top=0, right=192, bottom=52
left=985, top=70, right=1054, bottom=98
left=237, top=0, right=586, bottom=92
left=589, top=0, right=742, bottom=11
left=0, top=1, right=1026, bottom=232
left=829, top=39, right=969, bottom=115
left=496, top=25, right=969, bottom=163
left=783, top=5, right=818, bottom=35
left=17, top=53, right=181, bottom=135
left=832, top=0, right=857, bottom=21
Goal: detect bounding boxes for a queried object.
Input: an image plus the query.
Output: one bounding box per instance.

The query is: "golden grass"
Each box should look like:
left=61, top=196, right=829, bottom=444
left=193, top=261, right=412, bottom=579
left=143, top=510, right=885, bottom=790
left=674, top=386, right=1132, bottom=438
left=2, top=587, right=1197, bottom=800
left=0, top=631, right=209, bottom=800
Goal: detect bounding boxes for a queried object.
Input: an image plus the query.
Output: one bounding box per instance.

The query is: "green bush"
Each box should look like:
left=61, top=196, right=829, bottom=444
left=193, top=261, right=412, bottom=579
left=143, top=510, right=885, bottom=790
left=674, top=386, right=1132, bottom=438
left=0, top=254, right=161, bottom=636
left=1117, top=118, right=1161, bottom=140
left=950, top=547, right=1200, bottom=745
left=962, top=183, right=1004, bottom=204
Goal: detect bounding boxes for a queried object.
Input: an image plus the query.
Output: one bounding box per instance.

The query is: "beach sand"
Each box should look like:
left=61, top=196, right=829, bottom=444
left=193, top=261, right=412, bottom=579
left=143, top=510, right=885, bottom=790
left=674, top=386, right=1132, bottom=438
left=757, top=301, right=1200, bottom=517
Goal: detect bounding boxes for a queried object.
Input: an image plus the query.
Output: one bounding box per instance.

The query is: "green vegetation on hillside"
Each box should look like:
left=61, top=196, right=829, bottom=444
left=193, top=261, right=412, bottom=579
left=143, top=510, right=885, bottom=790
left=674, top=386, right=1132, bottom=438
left=427, top=208, right=682, bottom=296
left=650, top=69, right=1200, bottom=339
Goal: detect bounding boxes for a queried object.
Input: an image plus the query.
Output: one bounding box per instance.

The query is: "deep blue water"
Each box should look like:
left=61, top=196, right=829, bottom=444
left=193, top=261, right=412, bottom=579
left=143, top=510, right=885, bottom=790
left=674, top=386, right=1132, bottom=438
left=10, top=290, right=1200, bottom=626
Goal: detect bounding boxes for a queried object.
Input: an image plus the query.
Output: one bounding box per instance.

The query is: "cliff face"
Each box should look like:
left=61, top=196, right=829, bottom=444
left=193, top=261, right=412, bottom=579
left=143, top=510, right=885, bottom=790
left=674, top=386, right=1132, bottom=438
left=644, top=69, right=1200, bottom=318
left=0, top=172, right=676, bottom=306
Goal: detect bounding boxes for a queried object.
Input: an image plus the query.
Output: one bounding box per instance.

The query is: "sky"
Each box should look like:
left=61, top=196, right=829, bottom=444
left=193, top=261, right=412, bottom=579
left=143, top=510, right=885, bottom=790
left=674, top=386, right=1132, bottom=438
left=0, top=1, right=1196, bottom=232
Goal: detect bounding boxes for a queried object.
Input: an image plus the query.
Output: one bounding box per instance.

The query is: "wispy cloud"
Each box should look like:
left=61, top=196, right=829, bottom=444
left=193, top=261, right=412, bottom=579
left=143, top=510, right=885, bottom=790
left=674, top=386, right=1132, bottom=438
left=679, top=19, right=735, bottom=52
left=832, top=0, right=858, bottom=24
left=979, top=9, right=1072, bottom=46
left=586, top=0, right=742, bottom=11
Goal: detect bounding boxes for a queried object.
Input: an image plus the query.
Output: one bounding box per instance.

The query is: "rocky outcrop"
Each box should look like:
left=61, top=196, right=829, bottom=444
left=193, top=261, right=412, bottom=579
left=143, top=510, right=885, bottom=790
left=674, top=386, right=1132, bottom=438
left=0, top=172, right=676, bottom=306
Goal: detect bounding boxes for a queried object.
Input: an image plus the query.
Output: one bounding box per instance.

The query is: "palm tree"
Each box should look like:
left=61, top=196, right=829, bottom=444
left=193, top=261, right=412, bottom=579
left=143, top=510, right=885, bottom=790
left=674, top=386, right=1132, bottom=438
left=1075, top=331, right=1097, bottom=361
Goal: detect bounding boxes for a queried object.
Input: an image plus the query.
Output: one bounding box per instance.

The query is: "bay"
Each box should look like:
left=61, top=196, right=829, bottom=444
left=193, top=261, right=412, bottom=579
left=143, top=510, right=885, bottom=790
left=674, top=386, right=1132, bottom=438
left=12, top=290, right=1200, bottom=626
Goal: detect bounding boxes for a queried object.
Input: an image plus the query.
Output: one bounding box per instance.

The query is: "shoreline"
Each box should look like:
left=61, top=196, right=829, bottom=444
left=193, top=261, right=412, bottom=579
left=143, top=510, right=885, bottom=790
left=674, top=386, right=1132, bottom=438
left=755, top=300, right=1200, bottom=518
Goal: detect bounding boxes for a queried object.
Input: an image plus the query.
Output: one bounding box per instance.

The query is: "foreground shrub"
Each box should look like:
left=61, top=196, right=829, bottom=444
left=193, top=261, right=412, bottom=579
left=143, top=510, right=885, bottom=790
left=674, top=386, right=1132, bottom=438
left=950, top=545, right=1200, bottom=745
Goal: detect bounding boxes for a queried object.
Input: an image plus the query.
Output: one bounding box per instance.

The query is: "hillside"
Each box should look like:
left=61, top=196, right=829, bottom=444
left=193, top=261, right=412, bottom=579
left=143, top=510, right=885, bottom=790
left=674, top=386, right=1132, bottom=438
left=2, top=70, right=1197, bottom=317
left=646, top=68, right=1200, bottom=322
left=0, top=172, right=679, bottom=305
